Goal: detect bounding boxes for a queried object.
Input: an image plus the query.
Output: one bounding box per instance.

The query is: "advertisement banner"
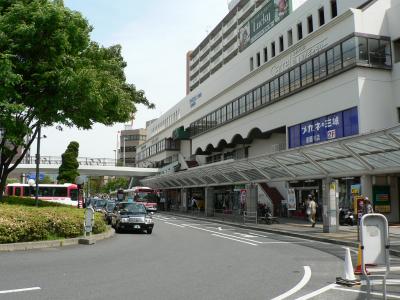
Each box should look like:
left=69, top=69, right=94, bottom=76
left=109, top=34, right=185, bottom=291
left=287, top=188, right=296, bottom=211
left=239, top=0, right=290, bottom=52
left=373, top=185, right=391, bottom=213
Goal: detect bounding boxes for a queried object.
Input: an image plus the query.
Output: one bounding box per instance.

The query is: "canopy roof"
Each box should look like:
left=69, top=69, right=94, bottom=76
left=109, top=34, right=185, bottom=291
left=141, top=125, right=400, bottom=189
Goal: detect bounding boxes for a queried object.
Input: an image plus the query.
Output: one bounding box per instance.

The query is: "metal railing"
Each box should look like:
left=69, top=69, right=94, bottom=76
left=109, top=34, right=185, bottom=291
left=23, top=156, right=116, bottom=166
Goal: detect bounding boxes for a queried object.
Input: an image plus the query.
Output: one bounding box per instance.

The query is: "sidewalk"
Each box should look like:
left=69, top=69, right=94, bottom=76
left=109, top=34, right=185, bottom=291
left=163, top=210, right=400, bottom=257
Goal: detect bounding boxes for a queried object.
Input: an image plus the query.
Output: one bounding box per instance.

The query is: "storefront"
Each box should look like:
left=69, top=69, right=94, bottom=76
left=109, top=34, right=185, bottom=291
left=288, top=180, right=322, bottom=219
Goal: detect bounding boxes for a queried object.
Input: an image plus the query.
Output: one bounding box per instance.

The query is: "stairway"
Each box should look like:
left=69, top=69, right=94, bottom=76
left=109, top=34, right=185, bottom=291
left=259, top=182, right=284, bottom=217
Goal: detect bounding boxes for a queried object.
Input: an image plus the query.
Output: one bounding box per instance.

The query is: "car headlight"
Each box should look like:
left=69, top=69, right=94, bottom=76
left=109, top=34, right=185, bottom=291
left=145, top=217, right=153, bottom=224
left=121, top=217, right=129, bottom=223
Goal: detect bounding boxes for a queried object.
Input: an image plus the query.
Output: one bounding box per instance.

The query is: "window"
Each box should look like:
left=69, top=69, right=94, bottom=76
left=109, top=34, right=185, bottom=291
left=307, top=15, right=313, bottom=33
left=263, top=47, right=268, bottom=62
left=270, top=78, right=279, bottom=100
left=250, top=57, right=254, bottom=71
left=246, top=91, right=254, bottom=111
left=215, top=109, right=221, bottom=125
left=279, top=35, right=284, bottom=52
left=271, top=42, right=276, bottom=57
left=287, top=29, right=293, bottom=47
left=333, top=44, right=342, bottom=71
left=356, top=36, right=368, bottom=63
left=256, top=52, right=261, bottom=67
left=301, top=60, right=313, bottom=86
left=226, top=103, right=232, bottom=121
left=330, top=0, right=337, bottom=18
left=279, top=73, right=289, bottom=96
left=327, top=48, right=334, bottom=74
left=318, top=7, right=325, bottom=26
left=297, top=22, right=303, bottom=40
left=342, top=37, right=356, bottom=67
left=254, top=87, right=262, bottom=107
left=233, top=99, right=239, bottom=117
left=289, top=66, right=301, bottom=91
left=239, top=96, right=246, bottom=114
left=394, top=38, right=400, bottom=63
left=220, top=106, right=227, bottom=123
left=368, top=38, right=391, bottom=66
left=261, top=83, right=270, bottom=103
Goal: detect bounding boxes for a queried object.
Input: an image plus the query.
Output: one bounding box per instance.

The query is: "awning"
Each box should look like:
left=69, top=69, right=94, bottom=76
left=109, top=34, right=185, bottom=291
left=141, top=125, right=400, bottom=189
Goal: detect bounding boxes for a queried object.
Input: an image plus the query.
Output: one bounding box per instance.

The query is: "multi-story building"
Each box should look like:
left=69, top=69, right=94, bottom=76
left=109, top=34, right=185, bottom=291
left=138, top=0, right=400, bottom=226
left=118, top=126, right=146, bottom=167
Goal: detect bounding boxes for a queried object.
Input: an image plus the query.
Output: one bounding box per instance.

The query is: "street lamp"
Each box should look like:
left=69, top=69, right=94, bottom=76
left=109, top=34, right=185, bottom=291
left=34, top=124, right=47, bottom=207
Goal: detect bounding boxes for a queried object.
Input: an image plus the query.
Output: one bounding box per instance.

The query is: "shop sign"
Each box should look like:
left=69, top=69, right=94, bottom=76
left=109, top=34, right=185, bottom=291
left=238, top=0, right=290, bottom=52
left=373, top=185, right=391, bottom=213
left=189, top=92, right=202, bottom=108
left=288, top=107, right=359, bottom=148
left=287, top=188, right=296, bottom=211
left=354, top=196, right=365, bottom=220
left=351, top=184, right=361, bottom=196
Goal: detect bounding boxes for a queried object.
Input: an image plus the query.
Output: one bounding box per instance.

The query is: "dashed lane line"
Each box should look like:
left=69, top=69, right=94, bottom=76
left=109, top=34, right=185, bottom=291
left=0, top=287, right=41, bottom=294
left=164, top=222, right=185, bottom=228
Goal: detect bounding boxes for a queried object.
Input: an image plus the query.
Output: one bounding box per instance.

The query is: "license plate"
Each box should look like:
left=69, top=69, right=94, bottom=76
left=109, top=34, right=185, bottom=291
left=134, top=225, right=140, bottom=229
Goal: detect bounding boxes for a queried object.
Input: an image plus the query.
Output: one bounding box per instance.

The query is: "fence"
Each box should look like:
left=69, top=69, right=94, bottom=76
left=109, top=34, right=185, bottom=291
left=23, top=156, right=116, bottom=166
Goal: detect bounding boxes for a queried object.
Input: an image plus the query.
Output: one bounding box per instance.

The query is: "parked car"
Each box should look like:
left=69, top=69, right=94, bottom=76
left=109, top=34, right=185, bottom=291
left=111, top=202, right=154, bottom=234
left=93, top=198, right=107, bottom=212
left=103, top=200, right=116, bottom=224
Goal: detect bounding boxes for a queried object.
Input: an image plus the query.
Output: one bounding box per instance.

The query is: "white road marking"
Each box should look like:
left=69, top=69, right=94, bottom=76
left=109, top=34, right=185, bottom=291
left=271, top=266, right=312, bottom=300
left=233, top=233, right=258, bottom=238
left=211, top=234, right=258, bottom=246
left=164, top=222, right=185, bottom=228
left=294, top=283, right=337, bottom=300
left=217, top=226, right=223, bottom=231
left=361, top=278, right=400, bottom=285
left=0, top=287, right=41, bottom=294
left=333, top=286, right=400, bottom=299
left=341, top=246, right=358, bottom=254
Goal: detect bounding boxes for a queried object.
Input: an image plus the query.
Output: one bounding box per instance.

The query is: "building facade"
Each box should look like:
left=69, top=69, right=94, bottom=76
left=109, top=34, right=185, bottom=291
left=138, top=0, right=400, bottom=225
left=118, top=127, right=146, bottom=167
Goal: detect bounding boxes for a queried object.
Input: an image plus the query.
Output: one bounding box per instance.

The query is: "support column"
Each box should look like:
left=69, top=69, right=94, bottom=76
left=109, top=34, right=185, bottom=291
left=180, top=188, right=187, bottom=212
left=245, top=183, right=258, bottom=213
left=205, top=187, right=214, bottom=217
left=361, top=175, right=373, bottom=200
left=322, top=178, right=339, bottom=233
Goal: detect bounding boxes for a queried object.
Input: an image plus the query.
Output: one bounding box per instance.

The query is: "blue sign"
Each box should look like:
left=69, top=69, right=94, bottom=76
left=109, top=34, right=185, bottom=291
left=27, top=173, right=45, bottom=181
left=289, top=107, right=358, bottom=148
left=189, top=92, right=202, bottom=108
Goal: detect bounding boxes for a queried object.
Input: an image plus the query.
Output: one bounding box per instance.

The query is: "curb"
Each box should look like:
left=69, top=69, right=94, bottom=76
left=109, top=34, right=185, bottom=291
left=164, top=212, right=400, bottom=257
left=0, top=227, right=115, bottom=252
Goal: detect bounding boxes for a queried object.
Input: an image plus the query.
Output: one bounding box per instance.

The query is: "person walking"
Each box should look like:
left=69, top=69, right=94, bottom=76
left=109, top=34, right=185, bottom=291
left=364, top=197, right=374, bottom=214
left=307, top=195, right=317, bottom=227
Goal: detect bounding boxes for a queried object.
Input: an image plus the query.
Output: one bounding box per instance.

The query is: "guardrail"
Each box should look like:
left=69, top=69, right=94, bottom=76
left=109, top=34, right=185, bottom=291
left=22, top=156, right=116, bottom=166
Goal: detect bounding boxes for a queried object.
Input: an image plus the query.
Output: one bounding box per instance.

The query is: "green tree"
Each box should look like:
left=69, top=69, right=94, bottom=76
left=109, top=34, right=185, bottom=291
left=0, top=0, right=154, bottom=199
left=57, top=141, right=79, bottom=183
left=101, top=177, right=129, bottom=194
left=39, top=175, right=54, bottom=184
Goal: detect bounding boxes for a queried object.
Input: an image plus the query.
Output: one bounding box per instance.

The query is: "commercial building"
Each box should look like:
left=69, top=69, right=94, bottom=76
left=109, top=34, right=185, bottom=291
left=138, top=0, right=400, bottom=228
left=118, top=126, right=146, bottom=167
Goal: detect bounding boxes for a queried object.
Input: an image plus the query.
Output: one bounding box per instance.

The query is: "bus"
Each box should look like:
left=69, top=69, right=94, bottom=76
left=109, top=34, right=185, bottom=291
left=5, top=183, right=79, bottom=206
left=110, top=186, right=158, bottom=212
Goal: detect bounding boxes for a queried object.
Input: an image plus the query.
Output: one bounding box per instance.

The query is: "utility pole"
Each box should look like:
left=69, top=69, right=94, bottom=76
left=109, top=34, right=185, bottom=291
left=35, top=124, right=41, bottom=207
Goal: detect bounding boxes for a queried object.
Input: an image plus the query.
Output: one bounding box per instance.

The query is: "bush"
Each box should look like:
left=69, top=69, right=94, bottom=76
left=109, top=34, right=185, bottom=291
left=0, top=197, right=107, bottom=243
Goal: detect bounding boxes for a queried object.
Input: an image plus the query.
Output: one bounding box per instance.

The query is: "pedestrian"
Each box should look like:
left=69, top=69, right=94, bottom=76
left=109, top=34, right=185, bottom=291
left=364, top=197, right=374, bottom=214
left=307, top=195, right=317, bottom=227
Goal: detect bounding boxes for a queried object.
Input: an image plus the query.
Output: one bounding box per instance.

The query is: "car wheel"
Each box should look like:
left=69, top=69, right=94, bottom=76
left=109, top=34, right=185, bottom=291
left=147, top=228, right=153, bottom=234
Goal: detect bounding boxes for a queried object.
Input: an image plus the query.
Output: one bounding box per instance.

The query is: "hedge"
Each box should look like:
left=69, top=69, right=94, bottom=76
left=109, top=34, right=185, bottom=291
left=0, top=197, right=107, bottom=243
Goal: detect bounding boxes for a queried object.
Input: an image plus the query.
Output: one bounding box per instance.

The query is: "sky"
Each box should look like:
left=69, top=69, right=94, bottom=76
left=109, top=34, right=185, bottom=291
left=40, top=0, right=228, bottom=158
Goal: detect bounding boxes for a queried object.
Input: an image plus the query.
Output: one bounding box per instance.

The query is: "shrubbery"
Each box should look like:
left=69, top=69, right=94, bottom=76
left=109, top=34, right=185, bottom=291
left=0, top=197, right=107, bottom=243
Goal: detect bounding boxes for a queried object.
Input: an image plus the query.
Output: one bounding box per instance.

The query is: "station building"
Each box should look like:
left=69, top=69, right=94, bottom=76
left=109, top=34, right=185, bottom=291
left=137, top=0, right=400, bottom=228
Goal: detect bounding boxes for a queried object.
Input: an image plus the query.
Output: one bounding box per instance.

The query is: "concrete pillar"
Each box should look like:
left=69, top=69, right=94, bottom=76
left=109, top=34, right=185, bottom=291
left=361, top=175, right=373, bottom=200
left=180, top=188, right=187, bottom=212
left=245, top=183, right=258, bottom=213
left=205, top=187, right=214, bottom=217
left=322, top=178, right=339, bottom=233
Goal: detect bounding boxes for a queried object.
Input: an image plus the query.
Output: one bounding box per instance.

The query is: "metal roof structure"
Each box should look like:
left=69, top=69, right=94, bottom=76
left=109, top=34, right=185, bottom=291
left=142, top=125, right=400, bottom=189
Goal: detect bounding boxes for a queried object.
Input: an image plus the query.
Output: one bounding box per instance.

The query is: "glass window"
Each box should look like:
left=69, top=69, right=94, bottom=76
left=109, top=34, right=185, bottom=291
left=254, top=87, right=261, bottom=107
left=369, top=38, right=390, bottom=66
left=215, top=109, right=221, bottom=125
left=261, top=83, right=270, bottom=103
left=280, top=73, right=289, bottom=96
left=319, top=52, right=327, bottom=78
left=210, top=112, right=216, bottom=128
left=206, top=114, right=211, bottom=130
left=246, top=91, right=254, bottom=111
left=327, top=48, right=334, bottom=74
left=301, top=60, right=313, bottom=86
left=289, top=66, right=301, bottom=91
left=226, top=103, right=232, bottom=121
left=342, top=37, right=356, bottom=67
left=356, top=36, right=368, bottom=64
left=270, top=78, right=279, bottom=101
left=201, top=117, right=207, bottom=132
left=313, top=56, right=320, bottom=81
left=220, top=106, right=226, bottom=123
left=239, top=96, right=246, bottom=115
left=380, top=39, right=392, bottom=67
left=333, top=44, right=342, bottom=71
left=232, top=99, right=239, bottom=118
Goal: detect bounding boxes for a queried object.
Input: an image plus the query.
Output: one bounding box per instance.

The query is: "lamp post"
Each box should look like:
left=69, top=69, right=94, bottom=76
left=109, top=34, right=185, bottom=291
left=34, top=124, right=41, bottom=207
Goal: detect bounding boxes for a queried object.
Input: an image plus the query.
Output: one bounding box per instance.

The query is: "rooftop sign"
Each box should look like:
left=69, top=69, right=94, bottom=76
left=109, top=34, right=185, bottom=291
left=239, top=0, right=290, bottom=52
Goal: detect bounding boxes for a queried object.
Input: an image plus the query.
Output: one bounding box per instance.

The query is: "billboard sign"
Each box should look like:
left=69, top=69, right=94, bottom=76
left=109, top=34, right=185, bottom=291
left=239, top=0, right=290, bottom=52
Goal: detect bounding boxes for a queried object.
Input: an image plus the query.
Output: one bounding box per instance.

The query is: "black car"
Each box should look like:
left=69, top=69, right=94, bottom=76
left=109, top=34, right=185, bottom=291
left=111, top=202, right=154, bottom=234
left=103, top=200, right=116, bottom=224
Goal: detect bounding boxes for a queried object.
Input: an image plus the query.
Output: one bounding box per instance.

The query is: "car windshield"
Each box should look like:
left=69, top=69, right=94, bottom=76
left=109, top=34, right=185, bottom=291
left=118, top=203, right=147, bottom=214
left=106, top=202, right=115, bottom=211
left=95, top=200, right=107, bottom=207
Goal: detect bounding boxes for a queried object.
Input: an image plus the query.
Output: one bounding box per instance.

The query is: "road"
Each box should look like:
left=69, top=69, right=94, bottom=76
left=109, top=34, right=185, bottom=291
left=0, top=213, right=399, bottom=299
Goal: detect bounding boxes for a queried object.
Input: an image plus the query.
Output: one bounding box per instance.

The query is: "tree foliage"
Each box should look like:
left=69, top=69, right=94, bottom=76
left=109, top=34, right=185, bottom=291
left=57, top=141, right=79, bottom=183
left=0, top=0, right=154, bottom=198
left=101, top=177, right=129, bottom=194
